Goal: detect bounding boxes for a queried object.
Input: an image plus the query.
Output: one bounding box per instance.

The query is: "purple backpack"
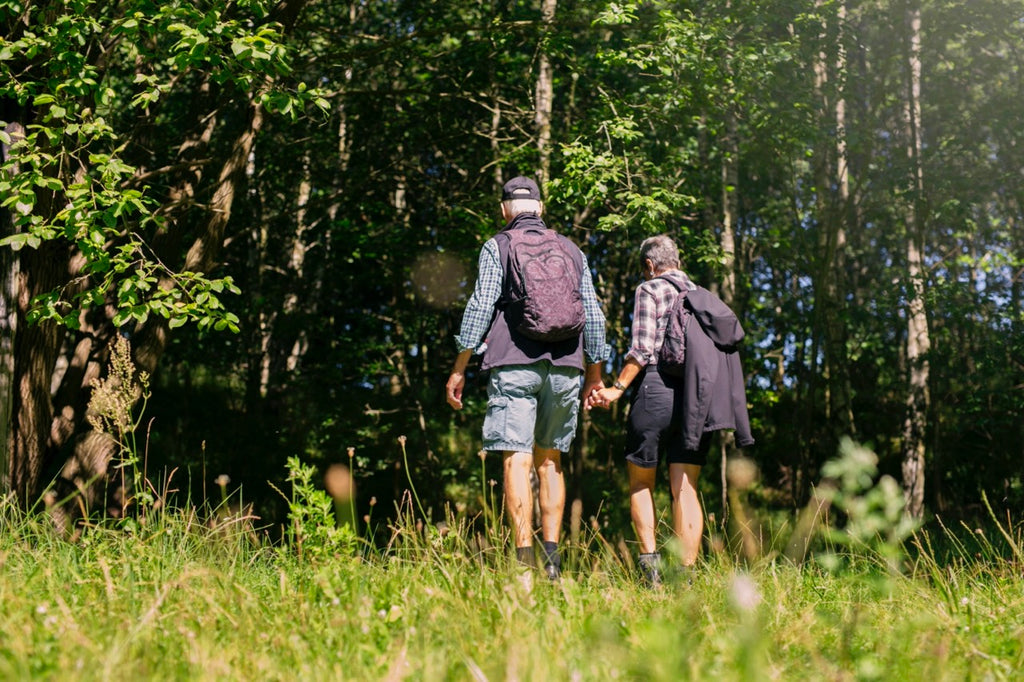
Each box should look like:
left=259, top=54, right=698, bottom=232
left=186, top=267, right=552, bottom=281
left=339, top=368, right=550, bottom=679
left=657, top=276, right=691, bottom=377
left=498, top=227, right=586, bottom=343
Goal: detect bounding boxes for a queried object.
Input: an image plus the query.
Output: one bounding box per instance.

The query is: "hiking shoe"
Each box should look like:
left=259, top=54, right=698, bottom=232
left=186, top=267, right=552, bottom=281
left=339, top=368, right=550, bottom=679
left=515, top=546, right=536, bottom=568
left=638, top=552, right=663, bottom=589
left=544, top=563, right=561, bottom=582
left=642, top=564, right=663, bottom=589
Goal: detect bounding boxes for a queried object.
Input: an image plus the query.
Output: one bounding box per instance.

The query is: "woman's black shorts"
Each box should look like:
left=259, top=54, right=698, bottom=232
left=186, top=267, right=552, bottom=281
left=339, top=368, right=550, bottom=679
left=623, top=367, right=711, bottom=468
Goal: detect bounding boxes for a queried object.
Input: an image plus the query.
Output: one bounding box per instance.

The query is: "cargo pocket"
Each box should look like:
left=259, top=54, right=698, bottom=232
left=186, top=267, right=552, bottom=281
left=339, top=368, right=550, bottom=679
left=482, top=395, right=510, bottom=448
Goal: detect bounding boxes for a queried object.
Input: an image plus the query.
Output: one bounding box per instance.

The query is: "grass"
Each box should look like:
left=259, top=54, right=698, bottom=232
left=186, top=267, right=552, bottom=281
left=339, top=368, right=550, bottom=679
left=19, top=336, right=1014, bottom=679
left=1, top=486, right=1023, bottom=682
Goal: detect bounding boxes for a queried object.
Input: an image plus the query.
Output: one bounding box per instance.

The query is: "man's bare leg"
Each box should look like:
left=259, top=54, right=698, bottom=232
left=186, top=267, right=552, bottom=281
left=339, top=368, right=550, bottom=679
left=504, top=451, right=535, bottom=564
left=669, top=463, right=703, bottom=566
left=534, top=447, right=565, bottom=577
left=533, top=447, right=564, bottom=544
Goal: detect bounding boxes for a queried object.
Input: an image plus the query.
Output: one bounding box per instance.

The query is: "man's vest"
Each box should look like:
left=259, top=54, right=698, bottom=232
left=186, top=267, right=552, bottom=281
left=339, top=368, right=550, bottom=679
left=481, top=213, right=586, bottom=372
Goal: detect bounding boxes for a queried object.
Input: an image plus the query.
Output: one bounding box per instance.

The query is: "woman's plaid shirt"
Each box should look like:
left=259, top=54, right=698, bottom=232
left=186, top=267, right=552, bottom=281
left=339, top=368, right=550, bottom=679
left=625, top=270, right=697, bottom=367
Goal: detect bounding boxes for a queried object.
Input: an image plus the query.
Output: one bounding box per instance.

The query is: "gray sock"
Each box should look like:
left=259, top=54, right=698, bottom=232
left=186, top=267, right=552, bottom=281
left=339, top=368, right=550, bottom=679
left=638, top=552, right=662, bottom=568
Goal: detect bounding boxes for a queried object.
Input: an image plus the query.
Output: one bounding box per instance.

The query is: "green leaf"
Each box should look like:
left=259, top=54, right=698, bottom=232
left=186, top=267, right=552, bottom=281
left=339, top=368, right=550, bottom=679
left=0, top=233, right=32, bottom=251
left=112, top=309, right=132, bottom=327
left=41, top=176, right=63, bottom=191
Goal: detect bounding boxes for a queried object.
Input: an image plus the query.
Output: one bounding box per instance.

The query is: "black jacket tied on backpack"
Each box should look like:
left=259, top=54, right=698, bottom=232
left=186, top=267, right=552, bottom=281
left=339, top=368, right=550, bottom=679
left=678, top=287, right=755, bottom=450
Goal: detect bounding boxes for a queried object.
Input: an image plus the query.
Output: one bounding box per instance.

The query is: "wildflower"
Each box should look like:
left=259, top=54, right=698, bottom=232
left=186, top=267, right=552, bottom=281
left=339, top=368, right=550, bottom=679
left=324, top=464, right=354, bottom=501
left=729, top=573, right=762, bottom=612
left=727, top=457, right=758, bottom=490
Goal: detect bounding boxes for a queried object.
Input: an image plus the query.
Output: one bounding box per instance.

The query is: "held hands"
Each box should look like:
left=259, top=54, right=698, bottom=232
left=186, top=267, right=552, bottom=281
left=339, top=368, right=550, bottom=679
left=585, top=385, right=623, bottom=410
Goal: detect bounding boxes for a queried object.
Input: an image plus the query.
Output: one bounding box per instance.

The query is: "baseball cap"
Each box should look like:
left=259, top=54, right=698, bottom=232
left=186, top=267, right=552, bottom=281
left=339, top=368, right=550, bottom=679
left=501, top=176, right=542, bottom=201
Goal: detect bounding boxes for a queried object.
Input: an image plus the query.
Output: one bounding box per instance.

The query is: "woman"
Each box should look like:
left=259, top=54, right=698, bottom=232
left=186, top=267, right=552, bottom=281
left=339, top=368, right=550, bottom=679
left=587, top=234, right=750, bottom=586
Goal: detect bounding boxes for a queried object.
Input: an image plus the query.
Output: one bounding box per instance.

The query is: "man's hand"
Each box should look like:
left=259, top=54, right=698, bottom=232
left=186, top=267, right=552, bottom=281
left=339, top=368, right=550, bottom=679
left=446, top=371, right=466, bottom=410
left=447, top=349, right=473, bottom=410
left=582, top=362, right=605, bottom=411
left=582, top=379, right=605, bottom=410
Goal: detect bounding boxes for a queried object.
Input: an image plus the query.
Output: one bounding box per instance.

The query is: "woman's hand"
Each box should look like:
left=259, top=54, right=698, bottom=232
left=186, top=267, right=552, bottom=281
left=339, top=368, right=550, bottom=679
left=585, top=385, right=623, bottom=410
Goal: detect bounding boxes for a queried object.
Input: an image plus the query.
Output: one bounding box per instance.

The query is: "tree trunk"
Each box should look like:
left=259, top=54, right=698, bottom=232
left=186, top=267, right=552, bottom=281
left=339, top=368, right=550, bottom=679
left=10, top=243, right=66, bottom=507
left=718, top=106, right=741, bottom=519
left=814, top=0, right=856, bottom=446
left=900, top=0, right=930, bottom=520
left=0, top=240, right=14, bottom=494
left=0, top=119, right=25, bottom=493
left=3, top=101, right=71, bottom=506
left=535, top=0, right=556, bottom=186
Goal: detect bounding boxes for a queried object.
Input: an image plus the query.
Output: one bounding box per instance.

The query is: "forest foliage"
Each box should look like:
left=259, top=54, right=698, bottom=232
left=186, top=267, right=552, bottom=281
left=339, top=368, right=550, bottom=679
left=1, top=0, right=1022, bottom=533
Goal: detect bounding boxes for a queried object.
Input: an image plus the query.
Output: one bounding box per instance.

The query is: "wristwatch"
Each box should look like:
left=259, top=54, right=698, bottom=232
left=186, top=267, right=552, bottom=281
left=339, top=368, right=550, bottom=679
left=613, top=380, right=628, bottom=391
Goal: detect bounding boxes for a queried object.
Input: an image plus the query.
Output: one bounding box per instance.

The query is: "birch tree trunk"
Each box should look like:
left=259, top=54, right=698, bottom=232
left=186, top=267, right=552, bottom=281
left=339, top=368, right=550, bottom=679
left=718, top=107, right=740, bottom=519
left=814, top=0, right=856, bottom=444
left=900, top=0, right=930, bottom=520
left=535, top=0, right=556, bottom=187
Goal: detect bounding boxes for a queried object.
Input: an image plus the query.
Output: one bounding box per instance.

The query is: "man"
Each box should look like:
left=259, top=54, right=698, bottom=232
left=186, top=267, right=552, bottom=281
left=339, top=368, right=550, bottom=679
left=446, top=176, right=608, bottom=581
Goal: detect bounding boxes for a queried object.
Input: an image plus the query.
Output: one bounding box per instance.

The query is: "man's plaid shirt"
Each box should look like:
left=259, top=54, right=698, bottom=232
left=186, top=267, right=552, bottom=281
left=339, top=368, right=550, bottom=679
left=626, top=270, right=697, bottom=366
left=454, top=238, right=611, bottom=365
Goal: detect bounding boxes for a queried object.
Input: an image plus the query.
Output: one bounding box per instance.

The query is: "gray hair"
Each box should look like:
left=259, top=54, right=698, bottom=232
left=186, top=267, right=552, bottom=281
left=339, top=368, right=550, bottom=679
left=502, top=198, right=543, bottom=217
left=640, top=234, right=680, bottom=270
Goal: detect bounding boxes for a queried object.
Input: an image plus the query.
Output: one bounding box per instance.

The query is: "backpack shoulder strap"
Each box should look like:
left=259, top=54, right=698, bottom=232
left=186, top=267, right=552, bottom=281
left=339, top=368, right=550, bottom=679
left=494, top=230, right=512, bottom=267
left=492, top=231, right=515, bottom=308
left=555, top=232, right=585, bottom=280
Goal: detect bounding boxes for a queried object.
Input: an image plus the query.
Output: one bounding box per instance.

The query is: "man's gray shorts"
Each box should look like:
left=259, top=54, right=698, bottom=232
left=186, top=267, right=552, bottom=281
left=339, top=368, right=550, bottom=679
left=483, top=362, right=582, bottom=453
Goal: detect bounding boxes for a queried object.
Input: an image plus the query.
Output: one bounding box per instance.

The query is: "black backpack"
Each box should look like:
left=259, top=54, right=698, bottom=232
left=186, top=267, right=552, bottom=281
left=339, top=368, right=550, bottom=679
left=657, top=276, right=691, bottom=377
left=497, top=227, right=586, bottom=343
